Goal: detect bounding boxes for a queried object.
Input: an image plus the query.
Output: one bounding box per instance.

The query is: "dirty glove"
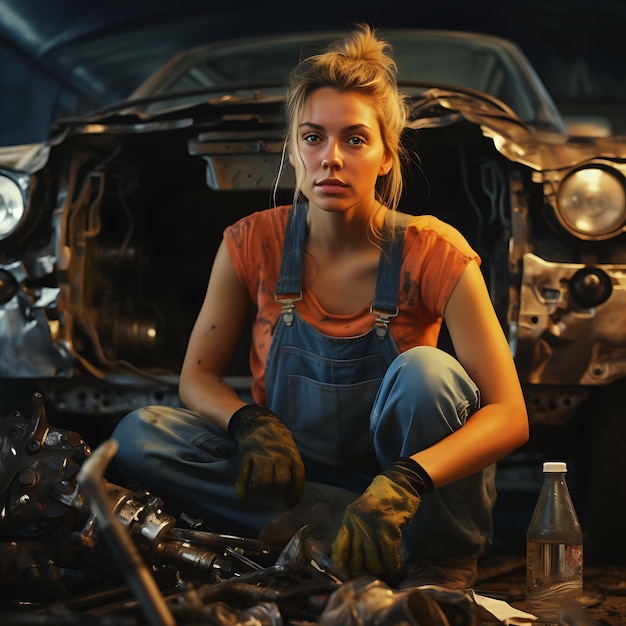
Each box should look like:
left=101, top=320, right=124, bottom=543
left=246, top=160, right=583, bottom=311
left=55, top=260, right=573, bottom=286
left=330, top=457, right=433, bottom=578
left=229, top=404, right=305, bottom=507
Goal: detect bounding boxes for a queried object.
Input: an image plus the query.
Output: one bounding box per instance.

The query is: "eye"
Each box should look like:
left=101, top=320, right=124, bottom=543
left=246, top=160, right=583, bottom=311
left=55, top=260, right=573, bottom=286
left=347, top=136, right=365, bottom=145
left=303, top=133, right=321, bottom=144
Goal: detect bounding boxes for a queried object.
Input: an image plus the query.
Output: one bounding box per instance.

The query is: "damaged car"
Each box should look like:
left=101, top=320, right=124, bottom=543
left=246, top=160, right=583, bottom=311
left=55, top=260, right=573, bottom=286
left=1, top=28, right=626, bottom=621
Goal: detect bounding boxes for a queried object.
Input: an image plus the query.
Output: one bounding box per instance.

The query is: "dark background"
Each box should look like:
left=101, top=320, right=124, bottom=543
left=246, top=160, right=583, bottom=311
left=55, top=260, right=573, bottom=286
left=1, top=0, right=626, bottom=146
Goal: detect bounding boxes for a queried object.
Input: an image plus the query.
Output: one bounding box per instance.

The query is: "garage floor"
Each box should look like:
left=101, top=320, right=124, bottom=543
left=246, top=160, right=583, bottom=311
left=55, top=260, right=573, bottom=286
left=1, top=530, right=624, bottom=624
left=475, top=554, right=626, bottom=625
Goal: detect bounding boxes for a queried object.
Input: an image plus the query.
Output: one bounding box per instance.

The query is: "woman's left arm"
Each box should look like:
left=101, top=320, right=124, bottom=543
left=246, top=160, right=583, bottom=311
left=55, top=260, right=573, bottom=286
left=412, top=259, right=529, bottom=488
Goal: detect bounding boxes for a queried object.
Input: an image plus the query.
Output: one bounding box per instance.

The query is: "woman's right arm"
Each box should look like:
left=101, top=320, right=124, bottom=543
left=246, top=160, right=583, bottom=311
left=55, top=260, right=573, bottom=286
left=179, top=239, right=251, bottom=430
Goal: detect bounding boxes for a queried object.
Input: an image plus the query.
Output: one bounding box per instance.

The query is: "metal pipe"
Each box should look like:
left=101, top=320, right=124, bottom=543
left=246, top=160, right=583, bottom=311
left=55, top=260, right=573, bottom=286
left=76, top=439, right=176, bottom=626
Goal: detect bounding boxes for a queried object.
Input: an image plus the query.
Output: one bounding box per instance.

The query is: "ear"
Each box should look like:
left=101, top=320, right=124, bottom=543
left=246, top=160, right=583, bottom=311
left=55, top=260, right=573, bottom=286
left=378, top=151, right=393, bottom=176
left=288, top=150, right=295, bottom=167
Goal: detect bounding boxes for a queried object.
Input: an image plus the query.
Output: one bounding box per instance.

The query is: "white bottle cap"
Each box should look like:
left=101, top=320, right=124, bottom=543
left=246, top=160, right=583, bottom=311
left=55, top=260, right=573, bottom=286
left=543, top=461, right=567, bottom=472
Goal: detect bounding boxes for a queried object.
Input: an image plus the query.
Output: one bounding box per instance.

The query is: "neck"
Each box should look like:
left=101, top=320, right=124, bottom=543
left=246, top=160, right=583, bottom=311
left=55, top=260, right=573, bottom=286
left=306, top=202, right=387, bottom=254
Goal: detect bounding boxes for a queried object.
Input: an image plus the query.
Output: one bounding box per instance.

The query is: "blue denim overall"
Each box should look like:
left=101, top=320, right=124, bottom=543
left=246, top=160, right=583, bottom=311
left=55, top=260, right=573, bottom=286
left=265, top=203, right=406, bottom=491
left=111, top=204, right=496, bottom=561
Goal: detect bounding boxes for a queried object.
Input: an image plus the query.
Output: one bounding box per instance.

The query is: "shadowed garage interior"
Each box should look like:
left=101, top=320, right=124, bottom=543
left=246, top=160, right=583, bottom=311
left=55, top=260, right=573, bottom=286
left=2, top=0, right=626, bottom=146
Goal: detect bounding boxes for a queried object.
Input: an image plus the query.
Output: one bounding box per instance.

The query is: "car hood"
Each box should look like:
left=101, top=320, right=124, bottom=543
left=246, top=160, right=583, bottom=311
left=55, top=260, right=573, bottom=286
left=409, top=88, right=626, bottom=171
left=6, top=86, right=626, bottom=176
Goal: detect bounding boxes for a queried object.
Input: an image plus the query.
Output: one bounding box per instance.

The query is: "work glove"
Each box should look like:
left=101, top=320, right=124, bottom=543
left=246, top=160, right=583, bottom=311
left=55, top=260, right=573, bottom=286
left=330, top=457, right=433, bottom=578
left=228, top=404, right=305, bottom=507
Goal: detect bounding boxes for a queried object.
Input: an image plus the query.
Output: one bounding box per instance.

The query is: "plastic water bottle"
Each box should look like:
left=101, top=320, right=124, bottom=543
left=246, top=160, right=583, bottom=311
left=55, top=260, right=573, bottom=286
left=526, top=461, right=583, bottom=620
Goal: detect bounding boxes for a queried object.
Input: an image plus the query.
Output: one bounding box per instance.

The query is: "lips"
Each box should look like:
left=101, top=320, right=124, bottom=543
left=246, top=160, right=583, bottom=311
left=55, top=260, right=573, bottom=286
left=316, top=178, right=348, bottom=188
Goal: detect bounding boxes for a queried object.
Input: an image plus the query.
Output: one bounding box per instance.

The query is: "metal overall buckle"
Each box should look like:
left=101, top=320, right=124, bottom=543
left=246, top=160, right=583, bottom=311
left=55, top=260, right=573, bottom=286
left=370, top=305, right=399, bottom=339
left=275, top=292, right=302, bottom=326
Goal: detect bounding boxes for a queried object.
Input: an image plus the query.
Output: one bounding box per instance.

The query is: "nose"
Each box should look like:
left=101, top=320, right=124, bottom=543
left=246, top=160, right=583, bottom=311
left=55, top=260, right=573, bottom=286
left=322, top=142, right=342, bottom=170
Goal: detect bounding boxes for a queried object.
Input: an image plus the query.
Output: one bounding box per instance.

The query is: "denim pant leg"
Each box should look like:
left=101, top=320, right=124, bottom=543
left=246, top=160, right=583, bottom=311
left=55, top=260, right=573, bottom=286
left=370, top=346, right=497, bottom=560
left=110, top=406, right=292, bottom=536
left=110, top=406, right=360, bottom=539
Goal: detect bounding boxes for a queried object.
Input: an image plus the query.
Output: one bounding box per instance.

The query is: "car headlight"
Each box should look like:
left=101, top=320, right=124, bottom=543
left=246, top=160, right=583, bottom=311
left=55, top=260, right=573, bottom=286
left=556, top=166, right=626, bottom=239
left=0, top=173, right=26, bottom=241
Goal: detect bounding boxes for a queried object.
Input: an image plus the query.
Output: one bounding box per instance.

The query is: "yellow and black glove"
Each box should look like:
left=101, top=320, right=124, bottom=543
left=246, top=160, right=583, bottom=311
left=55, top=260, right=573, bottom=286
left=228, top=404, right=305, bottom=507
left=330, top=457, right=433, bottom=578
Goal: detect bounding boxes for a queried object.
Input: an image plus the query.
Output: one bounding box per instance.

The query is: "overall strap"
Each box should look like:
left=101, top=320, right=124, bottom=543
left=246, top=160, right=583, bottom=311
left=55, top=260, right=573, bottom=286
left=275, top=204, right=307, bottom=325
left=371, top=222, right=407, bottom=339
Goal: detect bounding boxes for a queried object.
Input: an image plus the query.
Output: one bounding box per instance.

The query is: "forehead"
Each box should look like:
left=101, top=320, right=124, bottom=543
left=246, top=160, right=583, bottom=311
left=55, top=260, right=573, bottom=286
left=301, top=87, right=380, bottom=128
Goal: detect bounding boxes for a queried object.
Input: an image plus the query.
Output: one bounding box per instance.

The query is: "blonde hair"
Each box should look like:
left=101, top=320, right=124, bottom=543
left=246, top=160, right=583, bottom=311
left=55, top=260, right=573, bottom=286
left=281, top=24, right=408, bottom=224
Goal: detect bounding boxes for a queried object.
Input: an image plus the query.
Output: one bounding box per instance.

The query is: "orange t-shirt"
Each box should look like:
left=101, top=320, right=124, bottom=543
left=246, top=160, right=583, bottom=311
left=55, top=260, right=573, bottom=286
left=224, top=205, right=479, bottom=405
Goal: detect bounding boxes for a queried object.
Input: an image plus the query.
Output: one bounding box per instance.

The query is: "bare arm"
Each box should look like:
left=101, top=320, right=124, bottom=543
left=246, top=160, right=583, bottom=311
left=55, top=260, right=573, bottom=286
left=179, top=239, right=251, bottom=430
left=412, top=260, right=529, bottom=488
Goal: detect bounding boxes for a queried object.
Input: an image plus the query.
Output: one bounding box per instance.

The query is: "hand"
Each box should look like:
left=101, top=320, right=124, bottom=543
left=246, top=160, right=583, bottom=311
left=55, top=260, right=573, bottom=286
left=229, top=404, right=305, bottom=506
left=330, top=457, right=433, bottom=578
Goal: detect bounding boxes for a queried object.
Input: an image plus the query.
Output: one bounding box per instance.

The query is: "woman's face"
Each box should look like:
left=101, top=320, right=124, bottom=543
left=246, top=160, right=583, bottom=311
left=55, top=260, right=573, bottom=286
left=290, top=87, right=392, bottom=215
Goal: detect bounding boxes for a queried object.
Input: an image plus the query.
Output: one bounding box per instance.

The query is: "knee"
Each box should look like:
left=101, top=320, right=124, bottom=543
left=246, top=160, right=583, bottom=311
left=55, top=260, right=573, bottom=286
left=113, top=405, right=154, bottom=436
left=111, top=407, right=147, bottom=458
left=387, top=346, right=466, bottom=395
left=372, top=346, right=479, bottom=433
left=111, top=405, right=172, bottom=458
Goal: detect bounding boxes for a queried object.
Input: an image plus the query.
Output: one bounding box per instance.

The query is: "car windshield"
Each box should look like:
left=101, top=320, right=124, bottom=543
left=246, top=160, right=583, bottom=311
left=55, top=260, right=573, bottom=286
left=131, top=30, right=565, bottom=132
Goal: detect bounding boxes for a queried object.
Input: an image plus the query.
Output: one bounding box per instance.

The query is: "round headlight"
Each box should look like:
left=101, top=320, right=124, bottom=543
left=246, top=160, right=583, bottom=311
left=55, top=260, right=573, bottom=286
left=557, top=167, right=626, bottom=239
left=0, top=174, right=25, bottom=241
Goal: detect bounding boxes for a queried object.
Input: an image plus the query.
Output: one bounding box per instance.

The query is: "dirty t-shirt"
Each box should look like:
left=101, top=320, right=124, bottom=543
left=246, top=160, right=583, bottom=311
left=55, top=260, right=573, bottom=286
left=224, top=204, right=480, bottom=405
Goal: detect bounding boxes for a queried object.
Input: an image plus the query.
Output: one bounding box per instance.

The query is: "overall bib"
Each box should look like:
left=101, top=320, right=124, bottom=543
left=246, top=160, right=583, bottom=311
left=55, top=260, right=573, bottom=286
left=265, top=203, right=405, bottom=491
left=111, top=204, right=496, bottom=561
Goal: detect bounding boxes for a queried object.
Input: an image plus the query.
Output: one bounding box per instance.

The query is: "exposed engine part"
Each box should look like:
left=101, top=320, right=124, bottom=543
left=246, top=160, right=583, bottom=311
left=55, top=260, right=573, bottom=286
left=0, top=393, right=480, bottom=625
left=0, top=393, right=281, bottom=620
left=0, top=391, right=91, bottom=537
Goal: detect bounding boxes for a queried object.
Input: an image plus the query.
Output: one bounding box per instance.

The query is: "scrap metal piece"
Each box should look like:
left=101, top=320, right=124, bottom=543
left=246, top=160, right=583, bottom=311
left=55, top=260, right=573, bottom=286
left=166, top=527, right=270, bottom=554
left=76, top=439, right=176, bottom=626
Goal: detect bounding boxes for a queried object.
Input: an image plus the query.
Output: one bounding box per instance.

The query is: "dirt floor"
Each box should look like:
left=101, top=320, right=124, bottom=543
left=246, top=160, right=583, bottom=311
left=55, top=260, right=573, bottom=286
left=474, top=554, right=626, bottom=625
